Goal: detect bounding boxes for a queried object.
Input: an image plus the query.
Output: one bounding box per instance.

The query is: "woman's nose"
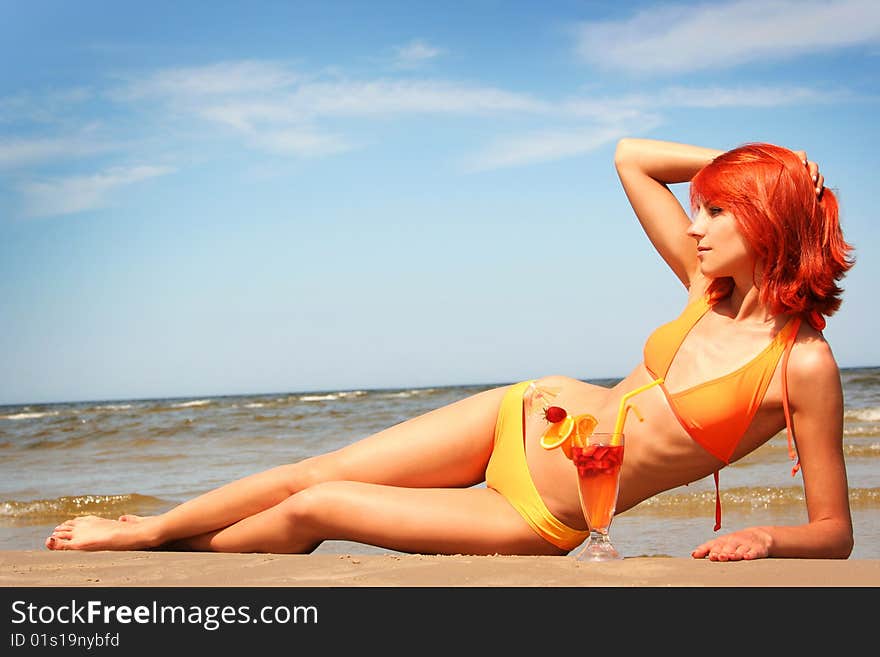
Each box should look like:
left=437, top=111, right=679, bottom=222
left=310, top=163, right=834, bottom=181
left=686, top=216, right=704, bottom=239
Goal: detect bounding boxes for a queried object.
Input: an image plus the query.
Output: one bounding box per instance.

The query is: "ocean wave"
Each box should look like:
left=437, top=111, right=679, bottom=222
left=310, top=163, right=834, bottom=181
left=0, top=411, right=61, bottom=421
left=171, top=399, right=212, bottom=409
left=93, top=404, right=134, bottom=411
left=842, top=373, right=880, bottom=386
left=846, top=407, right=880, bottom=422
left=844, top=442, right=880, bottom=457
left=22, top=435, right=92, bottom=451
left=0, top=494, right=170, bottom=525
left=844, top=426, right=880, bottom=438
left=626, top=486, right=880, bottom=516
left=299, top=394, right=340, bottom=402
left=377, top=388, right=439, bottom=399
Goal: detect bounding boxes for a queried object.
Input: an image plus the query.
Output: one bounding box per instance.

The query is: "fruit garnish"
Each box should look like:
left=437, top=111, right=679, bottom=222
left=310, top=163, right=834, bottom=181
left=571, top=444, right=624, bottom=476
left=565, top=413, right=598, bottom=459
left=573, top=414, right=598, bottom=441
left=540, top=412, right=599, bottom=459
left=543, top=406, right=567, bottom=423
left=539, top=414, right=574, bottom=450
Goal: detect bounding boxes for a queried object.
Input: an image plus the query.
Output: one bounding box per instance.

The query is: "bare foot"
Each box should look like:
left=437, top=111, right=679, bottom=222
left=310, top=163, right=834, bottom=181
left=45, top=515, right=162, bottom=551
left=118, top=514, right=147, bottom=522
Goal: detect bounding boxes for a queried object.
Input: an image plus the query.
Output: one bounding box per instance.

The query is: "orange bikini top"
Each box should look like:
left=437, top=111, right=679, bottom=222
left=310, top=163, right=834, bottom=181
left=643, top=295, right=802, bottom=530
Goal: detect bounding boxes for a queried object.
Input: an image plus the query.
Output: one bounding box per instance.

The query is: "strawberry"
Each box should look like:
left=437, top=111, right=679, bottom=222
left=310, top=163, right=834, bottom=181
left=543, top=406, right=568, bottom=423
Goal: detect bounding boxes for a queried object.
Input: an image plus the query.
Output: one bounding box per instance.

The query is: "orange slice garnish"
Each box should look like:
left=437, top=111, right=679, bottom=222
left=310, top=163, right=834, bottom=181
left=572, top=414, right=598, bottom=441
left=566, top=413, right=599, bottom=459
left=540, top=412, right=599, bottom=459
left=539, top=415, right=574, bottom=450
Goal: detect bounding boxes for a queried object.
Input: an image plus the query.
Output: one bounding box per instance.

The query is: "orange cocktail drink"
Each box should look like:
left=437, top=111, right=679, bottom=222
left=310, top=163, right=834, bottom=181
left=571, top=436, right=624, bottom=533
left=535, top=375, right=662, bottom=560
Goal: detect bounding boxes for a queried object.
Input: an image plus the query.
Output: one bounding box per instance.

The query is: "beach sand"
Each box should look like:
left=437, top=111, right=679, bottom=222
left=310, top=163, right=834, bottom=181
left=2, top=550, right=879, bottom=587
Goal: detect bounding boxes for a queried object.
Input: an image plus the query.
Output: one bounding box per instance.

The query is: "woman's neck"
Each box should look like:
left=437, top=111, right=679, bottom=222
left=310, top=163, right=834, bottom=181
left=717, top=260, right=777, bottom=323
left=721, top=284, right=775, bottom=324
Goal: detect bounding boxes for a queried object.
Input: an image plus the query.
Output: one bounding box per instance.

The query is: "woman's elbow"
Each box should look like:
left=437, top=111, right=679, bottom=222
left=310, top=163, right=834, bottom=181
left=825, top=522, right=854, bottom=559
left=834, top=532, right=855, bottom=559
left=614, top=137, right=636, bottom=170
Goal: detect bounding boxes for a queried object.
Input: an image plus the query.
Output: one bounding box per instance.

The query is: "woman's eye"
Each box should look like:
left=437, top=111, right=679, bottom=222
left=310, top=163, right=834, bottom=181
left=708, top=206, right=723, bottom=217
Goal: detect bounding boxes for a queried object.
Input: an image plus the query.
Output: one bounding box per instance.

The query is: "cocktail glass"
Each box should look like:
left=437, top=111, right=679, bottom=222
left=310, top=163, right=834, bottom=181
left=571, top=431, right=625, bottom=561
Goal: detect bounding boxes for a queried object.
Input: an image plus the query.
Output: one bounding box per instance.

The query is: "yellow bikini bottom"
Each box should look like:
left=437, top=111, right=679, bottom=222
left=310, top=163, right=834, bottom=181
left=485, top=380, right=589, bottom=552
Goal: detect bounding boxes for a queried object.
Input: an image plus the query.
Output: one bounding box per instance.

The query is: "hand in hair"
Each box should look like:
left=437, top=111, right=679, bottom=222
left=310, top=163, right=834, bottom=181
left=794, top=150, right=824, bottom=196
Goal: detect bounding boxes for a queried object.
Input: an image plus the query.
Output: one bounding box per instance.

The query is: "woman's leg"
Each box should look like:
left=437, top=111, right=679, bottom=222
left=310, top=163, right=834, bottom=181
left=176, top=480, right=563, bottom=556
left=46, top=384, right=515, bottom=551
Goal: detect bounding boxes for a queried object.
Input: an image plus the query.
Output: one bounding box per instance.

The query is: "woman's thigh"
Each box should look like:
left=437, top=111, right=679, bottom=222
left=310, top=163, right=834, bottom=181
left=276, top=481, right=562, bottom=555
left=308, top=383, right=515, bottom=489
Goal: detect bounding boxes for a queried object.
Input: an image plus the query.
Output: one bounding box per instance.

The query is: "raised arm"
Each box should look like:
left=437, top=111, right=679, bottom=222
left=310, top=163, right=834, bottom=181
left=614, top=138, right=723, bottom=289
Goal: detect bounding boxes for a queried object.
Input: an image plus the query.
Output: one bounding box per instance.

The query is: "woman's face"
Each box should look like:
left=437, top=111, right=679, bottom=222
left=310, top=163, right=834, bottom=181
left=686, top=203, right=757, bottom=279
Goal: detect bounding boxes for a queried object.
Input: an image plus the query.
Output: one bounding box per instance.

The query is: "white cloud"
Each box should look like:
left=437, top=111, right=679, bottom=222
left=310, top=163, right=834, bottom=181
left=247, top=128, right=354, bottom=157
left=111, top=60, right=300, bottom=101
left=574, top=0, right=880, bottom=74
left=462, top=81, right=834, bottom=171
left=392, top=39, right=444, bottom=69
left=463, top=120, right=660, bottom=172
left=122, top=69, right=551, bottom=157
left=106, top=58, right=847, bottom=169
left=561, top=84, right=839, bottom=117
left=287, top=79, right=550, bottom=116
left=20, top=165, right=175, bottom=218
left=0, top=87, right=93, bottom=124
left=138, top=75, right=549, bottom=124
left=0, top=135, right=117, bottom=169
left=652, top=85, right=841, bottom=107
left=4, top=56, right=856, bottom=188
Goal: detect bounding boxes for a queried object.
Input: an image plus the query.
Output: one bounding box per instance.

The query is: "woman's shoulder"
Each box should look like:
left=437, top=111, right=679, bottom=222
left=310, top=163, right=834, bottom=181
left=788, top=322, right=841, bottom=392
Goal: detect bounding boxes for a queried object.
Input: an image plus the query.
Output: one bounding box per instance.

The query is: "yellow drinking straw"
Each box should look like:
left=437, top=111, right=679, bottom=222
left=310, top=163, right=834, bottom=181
left=610, top=377, right=664, bottom=445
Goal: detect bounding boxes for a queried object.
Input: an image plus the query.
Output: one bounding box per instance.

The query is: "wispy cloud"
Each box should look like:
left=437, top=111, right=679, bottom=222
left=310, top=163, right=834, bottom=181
left=112, top=64, right=551, bottom=157
left=3, top=55, right=860, bottom=208
left=246, top=127, right=354, bottom=157
left=119, top=65, right=549, bottom=121
left=19, top=165, right=175, bottom=218
left=0, top=134, right=119, bottom=169
left=106, top=60, right=851, bottom=161
left=0, top=87, right=93, bottom=124
left=463, top=118, right=662, bottom=173
left=111, top=60, right=300, bottom=101
left=284, top=79, right=549, bottom=116
left=560, top=84, right=840, bottom=118
left=190, top=79, right=549, bottom=143
left=463, top=83, right=835, bottom=171
left=573, top=0, right=880, bottom=74
left=392, top=39, right=444, bottom=69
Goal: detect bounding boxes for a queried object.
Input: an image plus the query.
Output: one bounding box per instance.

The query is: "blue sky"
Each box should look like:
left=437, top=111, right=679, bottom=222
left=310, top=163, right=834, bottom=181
left=2, top=0, right=878, bottom=405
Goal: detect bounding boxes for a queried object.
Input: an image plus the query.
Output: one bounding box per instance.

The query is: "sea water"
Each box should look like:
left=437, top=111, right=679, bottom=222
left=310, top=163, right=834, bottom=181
left=2, top=367, right=878, bottom=558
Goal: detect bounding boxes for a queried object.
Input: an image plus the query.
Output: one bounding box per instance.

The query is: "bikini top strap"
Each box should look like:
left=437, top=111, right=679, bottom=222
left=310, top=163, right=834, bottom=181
left=781, top=317, right=803, bottom=476
left=713, top=470, right=721, bottom=532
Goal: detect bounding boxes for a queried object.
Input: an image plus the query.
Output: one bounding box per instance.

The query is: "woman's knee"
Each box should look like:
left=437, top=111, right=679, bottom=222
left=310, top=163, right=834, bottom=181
left=274, top=452, right=347, bottom=494
left=277, top=480, right=349, bottom=532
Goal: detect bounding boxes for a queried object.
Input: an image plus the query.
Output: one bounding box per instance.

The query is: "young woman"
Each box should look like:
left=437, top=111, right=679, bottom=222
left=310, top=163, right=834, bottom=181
left=45, top=138, right=855, bottom=561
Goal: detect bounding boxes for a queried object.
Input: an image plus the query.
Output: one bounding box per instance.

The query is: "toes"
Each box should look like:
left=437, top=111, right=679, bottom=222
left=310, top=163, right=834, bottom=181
left=45, top=536, right=69, bottom=550
left=51, top=528, right=73, bottom=540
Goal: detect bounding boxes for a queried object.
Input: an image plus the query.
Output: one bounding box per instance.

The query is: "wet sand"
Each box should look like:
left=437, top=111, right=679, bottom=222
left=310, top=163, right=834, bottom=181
left=2, top=551, right=879, bottom=587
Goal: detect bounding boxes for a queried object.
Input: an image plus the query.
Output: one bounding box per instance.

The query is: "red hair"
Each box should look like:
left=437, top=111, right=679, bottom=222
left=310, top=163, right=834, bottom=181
left=690, top=143, right=854, bottom=329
